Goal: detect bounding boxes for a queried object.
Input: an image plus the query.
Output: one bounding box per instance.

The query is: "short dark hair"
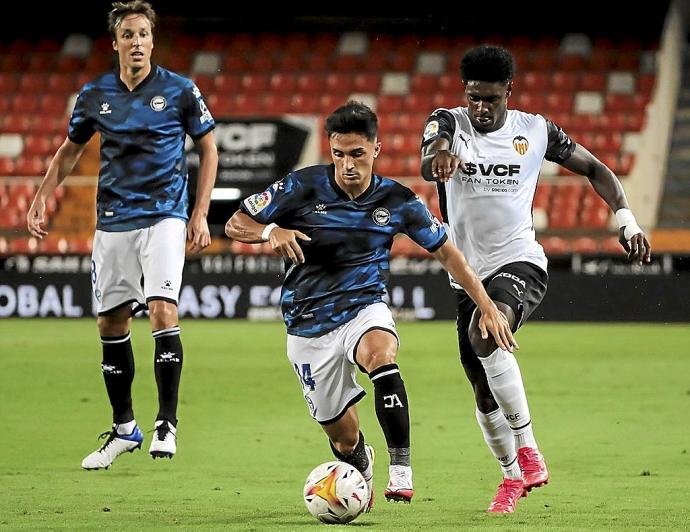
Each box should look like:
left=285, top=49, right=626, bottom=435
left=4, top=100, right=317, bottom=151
left=460, top=45, right=515, bottom=84
left=325, top=101, right=378, bottom=141
left=108, top=1, right=156, bottom=39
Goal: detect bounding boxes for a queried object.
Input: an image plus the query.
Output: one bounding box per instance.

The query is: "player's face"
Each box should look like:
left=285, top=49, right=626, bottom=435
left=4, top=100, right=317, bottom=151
left=330, top=132, right=381, bottom=195
left=112, top=14, right=154, bottom=71
left=464, top=80, right=511, bottom=133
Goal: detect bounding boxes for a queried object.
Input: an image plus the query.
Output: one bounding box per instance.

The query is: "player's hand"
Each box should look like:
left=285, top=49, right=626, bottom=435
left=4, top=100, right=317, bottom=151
left=431, top=149, right=466, bottom=182
left=187, top=210, right=211, bottom=253
left=269, top=226, right=311, bottom=265
left=27, top=198, right=48, bottom=239
left=478, top=304, right=519, bottom=353
left=618, top=227, right=652, bottom=265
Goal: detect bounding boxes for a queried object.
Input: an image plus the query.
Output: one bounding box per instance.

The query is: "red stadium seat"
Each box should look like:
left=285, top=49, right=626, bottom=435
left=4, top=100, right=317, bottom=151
left=23, top=135, right=54, bottom=157
left=27, top=53, right=56, bottom=71
left=47, top=73, right=78, bottom=93
left=397, top=112, right=427, bottom=133
left=262, top=94, right=291, bottom=115
left=40, top=94, right=68, bottom=115
left=580, top=205, right=610, bottom=229
left=387, top=50, right=415, bottom=71
left=377, top=95, right=404, bottom=113
left=1, top=114, right=34, bottom=134
left=69, top=236, right=93, bottom=255
left=353, top=73, right=380, bottom=93
left=559, top=54, right=587, bottom=71
left=55, top=56, right=85, bottom=73
left=551, top=72, right=579, bottom=92
left=600, top=235, right=624, bottom=254
left=19, top=73, right=47, bottom=93
left=539, top=236, right=569, bottom=255
left=331, top=55, right=363, bottom=71
left=192, top=74, right=214, bottom=95
left=0, top=73, right=18, bottom=93
left=325, top=73, right=354, bottom=94
left=14, top=156, right=47, bottom=176
left=637, top=74, right=656, bottom=94
left=411, top=74, right=438, bottom=93
left=520, top=71, right=550, bottom=92
left=571, top=237, right=599, bottom=254
left=404, top=94, right=434, bottom=113
left=9, top=237, right=39, bottom=254
left=533, top=183, right=552, bottom=209
left=296, top=73, right=326, bottom=94
left=252, top=51, right=276, bottom=72
left=214, top=74, right=241, bottom=94
left=319, top=94, right=347, bottom=113
left=0, top=210, right=21, bottom=229
left=290, top=94, right=319, bottom=114
left=0, top=157, right=15, bottom=175
left=241, top=74, right=269, bottom=93
left=579, top=72, right=606, bottom=91
left=269, top=73, right=296, bottom=93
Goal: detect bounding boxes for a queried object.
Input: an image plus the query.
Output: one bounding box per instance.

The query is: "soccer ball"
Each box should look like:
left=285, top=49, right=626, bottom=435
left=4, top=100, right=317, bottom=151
left=303, top=461, right=369, bottom=524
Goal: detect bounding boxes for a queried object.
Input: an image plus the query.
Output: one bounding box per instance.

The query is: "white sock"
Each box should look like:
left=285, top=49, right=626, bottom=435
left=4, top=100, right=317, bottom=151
left=475, top=408, right=522, bottom=479
left=479, top=348, right=538, bottom=451
left=115, top=420, right=136, bottom=435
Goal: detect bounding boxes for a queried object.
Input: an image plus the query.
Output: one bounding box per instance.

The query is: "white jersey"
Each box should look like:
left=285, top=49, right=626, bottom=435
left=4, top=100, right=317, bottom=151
left=422, top=107, right=574, bottom=285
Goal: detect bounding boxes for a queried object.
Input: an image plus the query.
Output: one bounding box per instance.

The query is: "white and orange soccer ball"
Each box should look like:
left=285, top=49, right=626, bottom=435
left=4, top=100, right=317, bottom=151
left=303, top=461, right=369, bottom=524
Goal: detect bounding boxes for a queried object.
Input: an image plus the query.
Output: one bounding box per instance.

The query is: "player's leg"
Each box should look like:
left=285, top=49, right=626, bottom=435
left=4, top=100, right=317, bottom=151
left=457, top=306, right=522, bottom=480
left=286, top=329, right=374, bottom=508
left=456, top=298, right=524, bottom=513
left=82, top=229, right=145, bottom=470
left=141, top=218, right=186, bottom=459
left=322, top=407, right=375, bottom=512
left=350, top=304, right=412, bottom=503
left=468, top=263, right=549, bottom=494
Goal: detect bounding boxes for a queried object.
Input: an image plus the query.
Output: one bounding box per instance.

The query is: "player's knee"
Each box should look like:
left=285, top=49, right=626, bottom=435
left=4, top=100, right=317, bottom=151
left=97, top=308, right=131, bottom=336
left=148, top=300, right=178, bottom=330
left=468, top=325, right=496, bottom=358
left=357, top=347, right=397, bottom=373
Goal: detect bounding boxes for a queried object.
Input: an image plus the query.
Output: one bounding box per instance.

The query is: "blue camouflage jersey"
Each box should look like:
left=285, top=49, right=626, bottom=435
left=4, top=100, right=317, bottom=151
left=68, top=65, right=215, bottom=231
left=240, top=164, right=447, bottom=337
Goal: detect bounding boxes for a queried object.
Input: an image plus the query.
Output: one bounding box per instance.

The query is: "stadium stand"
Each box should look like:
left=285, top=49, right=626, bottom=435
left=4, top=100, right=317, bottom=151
left=0, top=15, right=679, bottom=257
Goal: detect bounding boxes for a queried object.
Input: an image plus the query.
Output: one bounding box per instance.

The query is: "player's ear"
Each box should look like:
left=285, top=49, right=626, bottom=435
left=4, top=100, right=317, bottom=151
left=112, top=40, right=118, bottom=51
left=374, top=142, right=381, bottom=158
left=506, top=81, right=513, bottom=98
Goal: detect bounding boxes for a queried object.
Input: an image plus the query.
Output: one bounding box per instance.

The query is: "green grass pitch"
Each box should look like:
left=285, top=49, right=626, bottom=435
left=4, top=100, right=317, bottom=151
left=0, top=319, right=688, bottom=530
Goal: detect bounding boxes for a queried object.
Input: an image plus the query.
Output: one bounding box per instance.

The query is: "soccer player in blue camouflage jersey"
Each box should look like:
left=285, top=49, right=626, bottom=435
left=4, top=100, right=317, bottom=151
left=27, top=1, right=218, bottom=469
left=226, top=101, right=517, bottom=509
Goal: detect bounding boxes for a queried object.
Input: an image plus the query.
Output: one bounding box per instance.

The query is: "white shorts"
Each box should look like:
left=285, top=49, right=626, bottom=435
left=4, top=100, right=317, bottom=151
left=91, top=217, right=186, bottom=315
left=287, top=302, right=399, bottom=424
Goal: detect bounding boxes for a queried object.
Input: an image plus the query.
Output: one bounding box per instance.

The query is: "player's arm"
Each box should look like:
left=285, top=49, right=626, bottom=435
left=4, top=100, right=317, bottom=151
left=187, top=131, right=218, bottom=253
left=432, top=240, right=518, bottom=352
left=549, top=120, right=651, bottom=263
left=420, top=110, right=466, bottom=182
left=27, top=137, right=87, bottom=239
left=225, top=210, right=311, bottom=265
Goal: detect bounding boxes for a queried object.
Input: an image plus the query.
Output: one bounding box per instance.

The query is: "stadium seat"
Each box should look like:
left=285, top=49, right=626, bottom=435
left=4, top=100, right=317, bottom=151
left=571, top=236, right=599, bottom=254
left=0, top=210, right=20, bottom=229
left=600, top=235, right=623, bottom=254
left=551, top=72, right=579, bottom=91
left=8, top=237, right=39, bottom=254
left=533, top=183, right=552, bottom=209
left=1, top=114, right=34, bottom=134
left=397, top=112, right=427, bottom=133
left=296, top=73, right=326, bottom=94
left=40, top=94, right=68, bottom=116
left=23, top=135, right=54, bottom=157
left=47, top=73, right=77, bottom=93
left=0, top=73, right=18, bottom=93
left=290, top=94, right=320, bottom=114
left=540, top=236, right=569, bottom=255
left=580, top=205, right=610, bottom=229
left=241, top=74, right=269, bottom=92
left=12, top=94, right=40, bottom=114
left=325, top=73, right=354, bottom=94
left=269, top=73, right=297, bottom=93
left=14, top=156, right=46, bottom=176
left=262, top=94, right=291, bottom=115
left=19, top=73, right=47, bottom=93
left=353, top=73, right=381, bottom=93
left=214, top=74, right=241, bottom=94
left=377, top=95, right=405, bottom=113
left=520, top=71, right=550, bottom=91
left=411, top=74, right=438, bottom=93
left=69, top=236, right=93, bottom=254
left=579, top=72, right=606, bottom=91
left=0, top=156, right=14, bottom=175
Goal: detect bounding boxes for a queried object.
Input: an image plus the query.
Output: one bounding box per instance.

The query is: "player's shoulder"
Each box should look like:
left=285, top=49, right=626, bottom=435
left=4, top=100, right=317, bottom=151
left=155, top=65, right=195, bottom=89
left=78, top=70, right=118, bottom=94
left=375, top=175, right=417, bottom=202
left=509, top=108, right=548, bottom=129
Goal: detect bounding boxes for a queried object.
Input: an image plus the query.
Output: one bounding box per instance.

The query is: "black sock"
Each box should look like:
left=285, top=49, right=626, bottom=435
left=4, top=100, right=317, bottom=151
left=329, top=431, right=370, bottom=474
left=153, top=326, right=183, bottom=425
left=370, top=363, right=411, bottom=466
left=101, top=333, right=135, bottom=425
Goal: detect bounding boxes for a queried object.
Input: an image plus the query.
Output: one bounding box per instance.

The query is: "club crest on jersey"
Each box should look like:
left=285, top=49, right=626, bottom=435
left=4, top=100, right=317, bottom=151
left=512, top=135, right=529, bottom=155
left=150, top=96, right=167, bottom=111
left=372, top=207, right=391, bottom=226
left=423, top=120, right=439, bottom=141
left=244, top=190, right=273, bottom=215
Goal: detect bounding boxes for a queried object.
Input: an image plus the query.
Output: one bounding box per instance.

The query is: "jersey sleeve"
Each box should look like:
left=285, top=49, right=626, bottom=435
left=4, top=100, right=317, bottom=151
left=421, top=109, right=456, bottom=148
left=401, top=195, right=447, bottom=252
left=181, top=80, right=215, bottom=139
left=67, top=88, right=95, bottom=145
left=544, top=118, right=576, bottom=163
left=238, top=172, right=304, bottom=224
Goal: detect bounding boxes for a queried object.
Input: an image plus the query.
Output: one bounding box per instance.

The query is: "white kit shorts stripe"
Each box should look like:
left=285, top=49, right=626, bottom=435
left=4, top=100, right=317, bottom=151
left=287, top=302, right=399, bottom=424
left=91, top=217, right=186, bottom=315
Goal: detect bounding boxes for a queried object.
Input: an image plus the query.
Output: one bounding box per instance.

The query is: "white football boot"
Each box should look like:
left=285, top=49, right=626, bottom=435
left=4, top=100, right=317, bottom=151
left=385, top=465, right=413, bottom=503
left=81, top=425, right=143, bottom=470
left=149, top=420, right=177, bottom=459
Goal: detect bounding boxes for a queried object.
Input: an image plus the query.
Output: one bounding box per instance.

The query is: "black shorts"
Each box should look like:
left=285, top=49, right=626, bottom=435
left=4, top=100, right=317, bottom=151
left=455, top=261, right=548, bottom=365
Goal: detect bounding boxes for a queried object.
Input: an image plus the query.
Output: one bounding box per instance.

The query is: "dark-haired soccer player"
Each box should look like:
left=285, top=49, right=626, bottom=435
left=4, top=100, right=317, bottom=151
left=420, top=45, right=651, bottom=513
left=27, top=1, right=218, bottom=469
left=226, top=101, right=517, bottom=509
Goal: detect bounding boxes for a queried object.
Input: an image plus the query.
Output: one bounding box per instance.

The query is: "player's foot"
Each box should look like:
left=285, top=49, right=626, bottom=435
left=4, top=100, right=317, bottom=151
left=384, top=465, right=413, bottom=503
left=487, top=478, right=526, bottom=513
left=517, top=447, right=549, bottom=491
left=81, top=425, right=143, bottom=470
left=363, top=444, right=375, bottom=512
left=149, top=420, right=176, bottom=459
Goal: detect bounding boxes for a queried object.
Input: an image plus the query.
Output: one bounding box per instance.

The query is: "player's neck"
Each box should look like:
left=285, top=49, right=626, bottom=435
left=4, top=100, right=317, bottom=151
left=119, top=63, right=151, bottom=91
left=336, top=175, right=371, bottom=200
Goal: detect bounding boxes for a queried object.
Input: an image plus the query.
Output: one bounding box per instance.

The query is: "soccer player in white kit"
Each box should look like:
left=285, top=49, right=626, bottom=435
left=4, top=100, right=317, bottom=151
left=420, top=45, right=651, bottom=513
left=27, top=1, right=218, bottom=469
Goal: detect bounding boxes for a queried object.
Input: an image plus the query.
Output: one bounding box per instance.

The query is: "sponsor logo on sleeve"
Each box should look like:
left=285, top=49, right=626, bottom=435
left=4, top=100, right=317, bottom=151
left=243, top=190, right=273, bottom=215
left=423, top=120, right=440, bottom=141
